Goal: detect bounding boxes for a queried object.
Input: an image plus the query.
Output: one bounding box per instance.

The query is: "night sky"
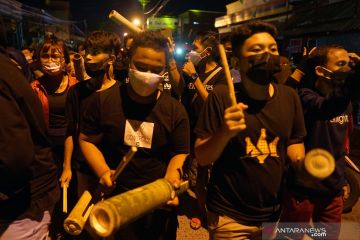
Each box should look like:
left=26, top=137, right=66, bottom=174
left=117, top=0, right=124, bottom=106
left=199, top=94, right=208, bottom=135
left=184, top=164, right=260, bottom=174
left=19, top=0, right=234, bottom=32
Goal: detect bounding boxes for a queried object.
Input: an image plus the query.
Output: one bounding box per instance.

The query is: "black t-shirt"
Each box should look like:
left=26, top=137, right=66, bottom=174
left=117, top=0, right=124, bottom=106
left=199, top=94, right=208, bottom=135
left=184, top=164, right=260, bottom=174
left=81, top=84, right=190, bottom=189
left=182, top=66, right=227, bottom=151
left=195, top=84, right=306, bottom=225
left=47, top=88, right=68, bottom=146
left=65, top=80, right=101, bottom=172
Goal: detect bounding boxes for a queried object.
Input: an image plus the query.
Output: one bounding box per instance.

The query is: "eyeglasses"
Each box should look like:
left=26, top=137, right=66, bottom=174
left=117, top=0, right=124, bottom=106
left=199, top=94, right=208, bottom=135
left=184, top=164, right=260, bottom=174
left=40, top=53, right=63, bottom=62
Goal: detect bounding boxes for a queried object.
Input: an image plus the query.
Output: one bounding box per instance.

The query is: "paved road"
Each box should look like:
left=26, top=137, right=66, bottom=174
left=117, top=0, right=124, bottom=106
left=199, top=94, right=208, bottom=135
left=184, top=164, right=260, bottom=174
left=176, top=192, right=360, bottom=240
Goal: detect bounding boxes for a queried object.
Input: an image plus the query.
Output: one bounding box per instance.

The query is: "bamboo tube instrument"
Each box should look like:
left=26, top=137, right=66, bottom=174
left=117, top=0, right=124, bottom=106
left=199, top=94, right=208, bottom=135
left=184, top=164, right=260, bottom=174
left=63, top=147, right=137, bottom=235
left=89, top=179, right=189, bottom=237
left=109, top=10, right=143, bottom=34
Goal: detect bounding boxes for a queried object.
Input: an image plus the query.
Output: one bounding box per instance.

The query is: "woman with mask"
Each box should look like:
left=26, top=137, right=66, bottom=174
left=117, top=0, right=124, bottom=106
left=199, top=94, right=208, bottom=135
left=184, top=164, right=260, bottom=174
left=31, top=38, right=77, bottom=161
left=31, top=37, right=77, bottom=239
left=194, top=20, right=306, bottom=239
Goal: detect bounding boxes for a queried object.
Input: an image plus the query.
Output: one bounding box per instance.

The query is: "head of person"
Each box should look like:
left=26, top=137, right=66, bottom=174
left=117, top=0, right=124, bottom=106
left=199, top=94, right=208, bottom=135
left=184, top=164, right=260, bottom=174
left=77, top=43, right=86, bottom=57
left=124, top=34, right=134, bottom=51
left=21, top=47, right=34, bottom=64
left=84, top=30, right=121, bottom=83
left=232, top=20, right=280, bottom=100
left=221, top=35, right=233, bottom=62
left=188, top=31, right=220, bottom=69
left=6, top=47, right=34, bottom=83
left=35, top=37, right=70, bottom=77
left=128, top=30, right=168, bottom=97
left=312, top=44, right=351, bottom=93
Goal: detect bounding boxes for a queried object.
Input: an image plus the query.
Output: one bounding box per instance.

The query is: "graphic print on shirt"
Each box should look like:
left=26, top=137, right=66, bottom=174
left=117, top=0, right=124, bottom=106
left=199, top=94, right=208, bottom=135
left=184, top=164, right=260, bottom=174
left=245, top=128, right=279, bottom=164
left=329, top=114, right=349, bottom=125
left=124, top=119, right=154, bottom=148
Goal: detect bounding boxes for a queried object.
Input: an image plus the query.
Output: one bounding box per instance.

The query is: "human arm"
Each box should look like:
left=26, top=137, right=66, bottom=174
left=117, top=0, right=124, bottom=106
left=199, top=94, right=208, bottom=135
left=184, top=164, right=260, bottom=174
left=182, top=60, right=209, bottom=101
left=195, top=102, right=248, bottom=166
left=299, top=87, right=351, bottom=120
left=165, top=153, right=188, bottom=206
left=167, top=37, right=184, bottom=97
left=78, top=132, right=113, bottom=187
left=60, top=136, right=73, bottom=187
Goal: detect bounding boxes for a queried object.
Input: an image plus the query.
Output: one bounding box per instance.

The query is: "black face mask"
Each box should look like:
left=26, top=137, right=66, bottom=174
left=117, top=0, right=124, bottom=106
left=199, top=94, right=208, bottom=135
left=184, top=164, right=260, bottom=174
left=245, top=52, right=281, bottom=85
left=321, top=66, right=352, bottom=86
left=84, top=58, right=110, bottom=90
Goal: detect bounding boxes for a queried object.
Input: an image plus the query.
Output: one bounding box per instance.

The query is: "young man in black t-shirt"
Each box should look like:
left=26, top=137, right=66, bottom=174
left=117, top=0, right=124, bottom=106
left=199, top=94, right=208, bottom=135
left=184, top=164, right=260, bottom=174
left=60, top=31, right=121, bottom=196
left=194, top=21, right=306, bottom=239
left=280, top=45, right=360, bottom=239
left=79, top=31, right=190, bottom=240
left=182, top=31, right=227, bottom=227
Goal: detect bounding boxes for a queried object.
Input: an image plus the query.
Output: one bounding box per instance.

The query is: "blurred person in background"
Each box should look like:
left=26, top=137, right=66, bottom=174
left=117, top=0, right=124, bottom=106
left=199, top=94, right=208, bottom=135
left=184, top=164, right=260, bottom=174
left=0, top=26, right=59, bottom=240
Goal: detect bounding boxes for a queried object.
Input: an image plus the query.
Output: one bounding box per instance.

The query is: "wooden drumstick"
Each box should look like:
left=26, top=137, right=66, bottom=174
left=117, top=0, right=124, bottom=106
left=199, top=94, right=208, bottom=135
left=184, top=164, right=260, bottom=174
left=63, top=185, right=68, bottom=213
left=218, top=44, right=237, bottom=106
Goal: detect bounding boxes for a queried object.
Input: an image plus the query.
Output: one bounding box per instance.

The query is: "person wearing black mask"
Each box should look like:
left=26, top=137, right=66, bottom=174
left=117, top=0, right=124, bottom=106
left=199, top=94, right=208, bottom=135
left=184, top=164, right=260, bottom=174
left=194, top=20, right=306, bottom=239
left=280, top=45, right=360, bottom=240
left=60, top=31, right=121, bottom=199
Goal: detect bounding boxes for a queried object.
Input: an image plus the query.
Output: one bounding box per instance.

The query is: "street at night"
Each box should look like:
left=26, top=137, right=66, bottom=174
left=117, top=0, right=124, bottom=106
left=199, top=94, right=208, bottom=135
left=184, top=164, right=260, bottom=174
left=1, top=0, right=360, bottom=239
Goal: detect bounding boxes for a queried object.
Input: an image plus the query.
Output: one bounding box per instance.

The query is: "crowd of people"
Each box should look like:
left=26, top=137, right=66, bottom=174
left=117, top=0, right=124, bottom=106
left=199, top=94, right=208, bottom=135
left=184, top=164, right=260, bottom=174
left=0, top=16, right=359, bottom=240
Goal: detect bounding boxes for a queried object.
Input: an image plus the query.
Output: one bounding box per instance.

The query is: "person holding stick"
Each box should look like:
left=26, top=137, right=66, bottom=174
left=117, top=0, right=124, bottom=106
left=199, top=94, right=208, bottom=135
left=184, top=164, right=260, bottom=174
left=79, top=30, right=190, bottom=240
left=194, top=20, right=306, bottom=239
left=181, top=31, right=227, bottom=229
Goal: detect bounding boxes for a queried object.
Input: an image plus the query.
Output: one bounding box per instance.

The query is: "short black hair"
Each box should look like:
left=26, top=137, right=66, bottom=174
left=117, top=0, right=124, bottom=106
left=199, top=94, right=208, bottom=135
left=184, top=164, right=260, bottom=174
left=84, top=31, right=121, bottom=55
left=231, top=20, right=278, bottom=57
left=194, top=30, right=220, bottom=61
left=130, top=31, right=168, bottom=58
left=311, top=44, right=345, bottom=67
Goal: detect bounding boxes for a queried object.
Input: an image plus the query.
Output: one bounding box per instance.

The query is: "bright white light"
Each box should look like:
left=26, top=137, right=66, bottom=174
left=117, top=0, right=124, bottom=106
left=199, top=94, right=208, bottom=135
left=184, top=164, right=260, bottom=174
left=123, top=32, right=128, bottom=37
left=193, top=21, right=199, bottom=25
left=133, top=18, right=141, bottom=26
left=175, top=47, right=183, bottom=55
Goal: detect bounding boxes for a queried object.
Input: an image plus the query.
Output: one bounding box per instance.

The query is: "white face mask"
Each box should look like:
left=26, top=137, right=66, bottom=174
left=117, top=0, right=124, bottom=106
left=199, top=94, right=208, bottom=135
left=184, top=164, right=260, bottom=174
left=187, top=47, right=211, bottom=66
left=188, top=50, right=202, bottom=65
left=128, top=68, right=164, bottom=97
left=42, top=61, right=62, bottom=75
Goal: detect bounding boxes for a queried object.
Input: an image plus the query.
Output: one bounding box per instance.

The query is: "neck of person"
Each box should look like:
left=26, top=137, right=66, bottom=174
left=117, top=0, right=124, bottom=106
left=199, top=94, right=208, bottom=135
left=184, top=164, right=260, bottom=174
left=204, top=60, right=218, bottom=73
left=127, top=84, right=159, bottom=104
left=97, top=71, right=116, bottom=92
left=54, top=73, right=69, bottom=93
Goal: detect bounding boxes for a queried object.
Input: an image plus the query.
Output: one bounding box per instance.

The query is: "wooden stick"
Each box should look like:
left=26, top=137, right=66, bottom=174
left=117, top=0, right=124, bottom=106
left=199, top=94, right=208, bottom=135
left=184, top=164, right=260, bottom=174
left=64, top=147, right=138, bottom=235
left=218, top=44, right=237, bottom=106
left=109, top=10, right=143, bottom=34
left=63, top=185, right=68, bottom=213
left=112, top=147, right=137, bottom=181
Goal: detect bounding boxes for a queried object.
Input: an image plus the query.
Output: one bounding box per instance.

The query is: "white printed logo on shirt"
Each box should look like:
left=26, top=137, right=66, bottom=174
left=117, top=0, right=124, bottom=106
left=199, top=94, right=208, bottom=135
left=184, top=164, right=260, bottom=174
left=124, top=119, right=154, bottom=149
